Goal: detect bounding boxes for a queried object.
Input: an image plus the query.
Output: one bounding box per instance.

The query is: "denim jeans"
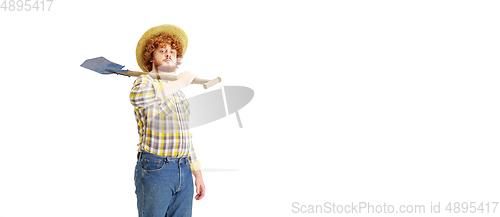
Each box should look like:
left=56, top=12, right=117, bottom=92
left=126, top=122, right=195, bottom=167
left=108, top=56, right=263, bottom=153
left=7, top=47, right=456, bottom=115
left=135, top=152, right=194, bottom=217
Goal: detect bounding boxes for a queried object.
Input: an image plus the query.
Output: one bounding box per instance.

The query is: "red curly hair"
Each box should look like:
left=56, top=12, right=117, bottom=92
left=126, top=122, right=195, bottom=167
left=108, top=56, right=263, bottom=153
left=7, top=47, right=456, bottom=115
left=142, top=32, right=184, bottom=72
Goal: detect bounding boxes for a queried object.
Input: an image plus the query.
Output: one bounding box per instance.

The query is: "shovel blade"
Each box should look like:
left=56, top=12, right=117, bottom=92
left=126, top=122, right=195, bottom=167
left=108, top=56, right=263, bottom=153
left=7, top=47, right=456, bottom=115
left=80, top=57, right=125, bottom=75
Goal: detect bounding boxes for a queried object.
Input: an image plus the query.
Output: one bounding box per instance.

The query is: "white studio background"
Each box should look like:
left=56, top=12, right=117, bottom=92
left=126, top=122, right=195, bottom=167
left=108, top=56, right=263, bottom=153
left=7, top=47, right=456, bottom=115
left=1, top=0, right=500, bottom=216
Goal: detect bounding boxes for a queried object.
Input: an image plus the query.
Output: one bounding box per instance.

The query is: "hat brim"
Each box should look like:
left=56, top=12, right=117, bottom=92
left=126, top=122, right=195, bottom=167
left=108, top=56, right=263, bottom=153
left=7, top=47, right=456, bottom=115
left=136, top=24, right=188, bottom=72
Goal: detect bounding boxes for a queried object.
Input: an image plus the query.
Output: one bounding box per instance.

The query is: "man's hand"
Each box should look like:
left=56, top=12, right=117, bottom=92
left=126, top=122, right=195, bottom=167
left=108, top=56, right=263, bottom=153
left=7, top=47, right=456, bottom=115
left=192, top=170, right=205, bottom=200
left=177, top=71, right=198, bottom=87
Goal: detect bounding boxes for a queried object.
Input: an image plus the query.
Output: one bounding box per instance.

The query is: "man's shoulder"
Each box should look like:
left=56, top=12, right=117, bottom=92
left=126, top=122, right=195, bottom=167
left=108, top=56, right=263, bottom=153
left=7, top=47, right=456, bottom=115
left=132, top=74, right=154, bottom=85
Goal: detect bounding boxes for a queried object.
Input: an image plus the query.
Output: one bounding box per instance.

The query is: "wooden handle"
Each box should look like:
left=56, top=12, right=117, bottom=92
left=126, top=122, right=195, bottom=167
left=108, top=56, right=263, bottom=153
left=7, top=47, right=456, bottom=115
left=115, top=70, right=149, bottom=77
left=203, top=77, right=222, bottom=89
left=114, top=71, right=221, bottom=89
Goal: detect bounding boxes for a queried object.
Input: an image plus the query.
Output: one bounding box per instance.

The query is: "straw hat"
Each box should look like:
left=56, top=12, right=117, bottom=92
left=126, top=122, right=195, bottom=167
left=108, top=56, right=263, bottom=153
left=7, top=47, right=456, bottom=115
left=136, top=24, right=188, bottom=72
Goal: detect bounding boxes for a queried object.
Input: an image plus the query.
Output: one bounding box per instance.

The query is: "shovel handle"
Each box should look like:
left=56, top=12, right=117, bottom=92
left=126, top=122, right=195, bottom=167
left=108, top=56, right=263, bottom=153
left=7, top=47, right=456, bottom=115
left=203, top=77, right=222, bottom=89
left=114, top=71, right=221, bottom=89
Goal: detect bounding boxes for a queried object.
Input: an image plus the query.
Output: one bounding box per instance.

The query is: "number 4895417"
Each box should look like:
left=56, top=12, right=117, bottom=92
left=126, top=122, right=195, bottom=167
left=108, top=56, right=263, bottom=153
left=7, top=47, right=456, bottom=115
left=1, top=0, right=54, bottom=11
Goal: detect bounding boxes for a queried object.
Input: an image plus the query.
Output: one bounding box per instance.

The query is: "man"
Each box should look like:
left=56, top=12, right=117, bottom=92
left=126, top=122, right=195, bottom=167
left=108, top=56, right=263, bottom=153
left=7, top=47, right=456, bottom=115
left=130, top=24, right=205, bottom=217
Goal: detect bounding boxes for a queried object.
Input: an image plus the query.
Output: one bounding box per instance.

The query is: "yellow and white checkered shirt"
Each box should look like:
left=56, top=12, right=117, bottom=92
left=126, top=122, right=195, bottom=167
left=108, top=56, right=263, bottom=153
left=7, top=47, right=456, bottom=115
left=130, top=74, right=201, bottom=171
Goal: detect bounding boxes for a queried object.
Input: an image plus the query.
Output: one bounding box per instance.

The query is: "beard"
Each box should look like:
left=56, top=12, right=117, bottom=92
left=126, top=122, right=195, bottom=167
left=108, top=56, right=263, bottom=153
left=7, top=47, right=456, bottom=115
left=157, top=64, right=177, bottom=73
left=152, top=58, right=177, bottom=73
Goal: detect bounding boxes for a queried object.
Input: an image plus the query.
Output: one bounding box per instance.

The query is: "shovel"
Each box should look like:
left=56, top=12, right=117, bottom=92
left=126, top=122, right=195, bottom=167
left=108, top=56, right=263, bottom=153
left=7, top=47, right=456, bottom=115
left=80, top=57, right=221, bottom=89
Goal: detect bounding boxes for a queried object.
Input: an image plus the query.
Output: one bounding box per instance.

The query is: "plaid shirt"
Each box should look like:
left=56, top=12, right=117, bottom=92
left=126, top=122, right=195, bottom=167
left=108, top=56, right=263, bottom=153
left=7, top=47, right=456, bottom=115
left=130, top=74, right=201, bottom=171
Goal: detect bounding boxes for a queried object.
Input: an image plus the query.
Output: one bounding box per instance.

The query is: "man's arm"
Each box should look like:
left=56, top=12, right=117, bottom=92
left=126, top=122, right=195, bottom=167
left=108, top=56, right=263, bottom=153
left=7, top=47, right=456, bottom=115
left=192, top=170, right=205, bottom=200
left=189, top=146, right=204, bottom=200
left=154, top=71, right=197, bottom=98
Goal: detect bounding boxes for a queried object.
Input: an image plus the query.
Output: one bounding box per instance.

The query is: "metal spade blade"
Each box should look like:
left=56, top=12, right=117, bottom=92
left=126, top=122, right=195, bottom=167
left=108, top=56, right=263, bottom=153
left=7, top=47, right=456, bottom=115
left=80, top=56, right=129, bottom=76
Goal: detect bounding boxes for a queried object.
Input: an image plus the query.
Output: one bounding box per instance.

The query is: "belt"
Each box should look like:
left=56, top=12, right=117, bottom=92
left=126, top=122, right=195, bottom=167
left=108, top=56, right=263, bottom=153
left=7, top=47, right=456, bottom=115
left=137, top=152, right=189, bottom=164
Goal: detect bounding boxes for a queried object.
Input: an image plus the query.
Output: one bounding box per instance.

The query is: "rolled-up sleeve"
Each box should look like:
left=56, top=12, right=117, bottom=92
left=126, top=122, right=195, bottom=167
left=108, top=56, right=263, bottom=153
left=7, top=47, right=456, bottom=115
left=189, top=143, right=201, bottom=171
left=130, top=75, right=174, bottom=116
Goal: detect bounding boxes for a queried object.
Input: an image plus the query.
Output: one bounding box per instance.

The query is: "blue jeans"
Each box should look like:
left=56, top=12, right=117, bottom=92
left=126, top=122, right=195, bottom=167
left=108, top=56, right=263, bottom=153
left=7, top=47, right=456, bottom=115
left=135, top=152, right=194, bottom=217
